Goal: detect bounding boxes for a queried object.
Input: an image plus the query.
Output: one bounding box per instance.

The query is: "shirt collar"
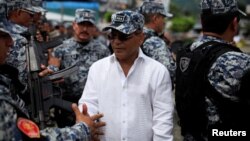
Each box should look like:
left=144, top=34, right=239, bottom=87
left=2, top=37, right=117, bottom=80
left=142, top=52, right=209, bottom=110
left=110, top=48, right=146, bottom=63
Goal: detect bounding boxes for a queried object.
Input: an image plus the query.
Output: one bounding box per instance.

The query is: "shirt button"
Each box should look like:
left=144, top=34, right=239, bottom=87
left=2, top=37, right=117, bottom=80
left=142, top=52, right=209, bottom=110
left=122, top=137, right=126, bottom=140
left=123, top=121, right=125, bottom=123
left=123, top=104, right=125, bottom=106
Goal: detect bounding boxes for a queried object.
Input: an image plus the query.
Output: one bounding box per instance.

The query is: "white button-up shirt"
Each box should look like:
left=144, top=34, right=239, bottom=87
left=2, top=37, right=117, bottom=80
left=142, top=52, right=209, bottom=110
left=79, top=49, right=174, bottom=141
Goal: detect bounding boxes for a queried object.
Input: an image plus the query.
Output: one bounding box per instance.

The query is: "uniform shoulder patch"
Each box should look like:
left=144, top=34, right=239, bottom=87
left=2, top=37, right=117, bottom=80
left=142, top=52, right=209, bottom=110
left=180, top=57, right=190, bottom=72
left=17, top=117, right=40, bottom=138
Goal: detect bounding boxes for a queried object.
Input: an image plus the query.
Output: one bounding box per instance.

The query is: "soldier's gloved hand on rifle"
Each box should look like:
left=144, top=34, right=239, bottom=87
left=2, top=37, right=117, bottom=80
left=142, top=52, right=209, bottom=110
left=73, top=103, right=105, bottom=141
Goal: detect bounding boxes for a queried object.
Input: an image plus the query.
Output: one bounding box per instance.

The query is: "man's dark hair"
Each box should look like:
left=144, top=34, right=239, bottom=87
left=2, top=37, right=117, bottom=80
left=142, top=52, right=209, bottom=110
left=201, top=10, right=239, bottom=35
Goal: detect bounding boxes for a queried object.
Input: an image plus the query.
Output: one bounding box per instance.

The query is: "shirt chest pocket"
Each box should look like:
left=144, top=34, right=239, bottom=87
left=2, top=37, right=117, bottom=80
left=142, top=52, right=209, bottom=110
left=62, top=54, right=79, bottom=67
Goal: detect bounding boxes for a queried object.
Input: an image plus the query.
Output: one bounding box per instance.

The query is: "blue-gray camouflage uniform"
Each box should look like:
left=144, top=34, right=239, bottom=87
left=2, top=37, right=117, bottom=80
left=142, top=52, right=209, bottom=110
left=184, top=35, right=250, bottom=141
left=181, top=0, right=250, bottom=140
left=53, top=9, right=110, bottom=102
left=3, top=0, right=46, bottom=88
left=1, top=0, right=28, bottom=87
left=192, top=35, right=250, bottom=123
left=142, top=27, right=176, bottom=81
left=53, top=38, right=110, bottom=101
left=0, top=73, right=91, bottom=141
left=0, top=24, right=91, bottom=141
left=138, top=1, right=176, bottom=81
left=3, top=20, right=28, bottom=87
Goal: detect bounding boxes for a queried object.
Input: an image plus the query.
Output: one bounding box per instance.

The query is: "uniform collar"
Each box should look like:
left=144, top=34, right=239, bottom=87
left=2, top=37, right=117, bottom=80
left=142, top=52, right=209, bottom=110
left=71, top=37, right=92, bottom=50
left=191, top=35, right=231, bottom=51
left=4, top=21, right=28, bottom=35
left=143, top=27, right=158, bottom=37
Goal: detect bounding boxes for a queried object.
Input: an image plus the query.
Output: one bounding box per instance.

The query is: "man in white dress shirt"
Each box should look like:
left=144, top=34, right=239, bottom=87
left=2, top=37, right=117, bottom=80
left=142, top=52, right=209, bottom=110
left=78, top=10, right=174, bottom=141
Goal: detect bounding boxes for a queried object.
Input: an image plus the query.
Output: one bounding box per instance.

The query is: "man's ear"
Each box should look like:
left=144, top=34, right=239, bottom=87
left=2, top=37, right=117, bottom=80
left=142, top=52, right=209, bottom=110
left=138, top=32, right=145, bottom=46
left=17, top=9, right=22, bottom=16
left=152, top=15, right=158, bottom=23
left=72, top=21, right=77, bottom=31
left=231, top=17, right=239, bottom=34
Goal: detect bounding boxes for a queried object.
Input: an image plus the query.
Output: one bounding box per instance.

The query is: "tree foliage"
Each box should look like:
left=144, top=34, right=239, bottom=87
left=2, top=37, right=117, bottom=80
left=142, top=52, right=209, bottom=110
left=170, top=16, right=195, bottom=32
left=168, top=1, right=196, bottom=32
left=103, top=11, right=113, bottom=23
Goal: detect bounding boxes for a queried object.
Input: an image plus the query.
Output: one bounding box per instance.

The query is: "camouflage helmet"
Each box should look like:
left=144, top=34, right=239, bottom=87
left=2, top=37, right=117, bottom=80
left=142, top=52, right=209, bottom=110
left=75, top=9, right=96, bottom=25
left=103, top=10, right=144, bottom=35
left=138, top=1, right=173, bottom=18
left=200, top=0, right=246, bottom=16
left=30, top=0, right=46, bottom=13
left=6, top=0, right=43, bottom=14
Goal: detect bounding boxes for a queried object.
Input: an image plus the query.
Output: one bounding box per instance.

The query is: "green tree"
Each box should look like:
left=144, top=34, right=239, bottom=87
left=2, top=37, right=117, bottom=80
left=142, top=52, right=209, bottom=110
left=170, top=16, right=195, bottom=32
left=103, top=11, right=113, bottom=23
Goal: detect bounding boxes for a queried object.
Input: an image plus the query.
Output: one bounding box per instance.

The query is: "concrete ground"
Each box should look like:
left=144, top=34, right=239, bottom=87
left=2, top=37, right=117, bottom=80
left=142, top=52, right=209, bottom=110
left=241, top=46, right=250, bottom=53
left=173, top=109, right=183, bottom=141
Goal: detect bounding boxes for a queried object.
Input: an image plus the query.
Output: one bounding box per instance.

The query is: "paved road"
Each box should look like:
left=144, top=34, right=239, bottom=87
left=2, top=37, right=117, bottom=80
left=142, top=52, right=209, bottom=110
left=241, top=46, right=250, bottom=53
left=173, top=109, right=183, bottom=141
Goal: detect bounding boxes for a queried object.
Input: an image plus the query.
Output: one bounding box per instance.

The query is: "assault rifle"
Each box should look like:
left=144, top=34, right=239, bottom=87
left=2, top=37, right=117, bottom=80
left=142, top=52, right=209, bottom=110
left=25, top=25, right=78, bottom=129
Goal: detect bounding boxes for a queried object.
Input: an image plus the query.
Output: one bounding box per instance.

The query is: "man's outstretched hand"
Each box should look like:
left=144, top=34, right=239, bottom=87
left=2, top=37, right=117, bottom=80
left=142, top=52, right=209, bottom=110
left=72, top=103, right=105, bottom=141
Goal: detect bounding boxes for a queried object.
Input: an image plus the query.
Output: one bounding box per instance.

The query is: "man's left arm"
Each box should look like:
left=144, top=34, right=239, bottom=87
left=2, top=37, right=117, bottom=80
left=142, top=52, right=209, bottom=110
left=152, top=68, right=174, bottom=141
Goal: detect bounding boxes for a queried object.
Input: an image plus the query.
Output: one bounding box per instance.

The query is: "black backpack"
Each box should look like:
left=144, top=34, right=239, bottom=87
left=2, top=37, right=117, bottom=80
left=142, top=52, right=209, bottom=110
left=175, top=41, right=244, bottom=138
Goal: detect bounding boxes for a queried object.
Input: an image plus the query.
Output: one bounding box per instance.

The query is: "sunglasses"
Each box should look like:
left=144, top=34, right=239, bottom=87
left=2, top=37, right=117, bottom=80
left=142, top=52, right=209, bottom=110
left=108, top=33, right=134, bottom=41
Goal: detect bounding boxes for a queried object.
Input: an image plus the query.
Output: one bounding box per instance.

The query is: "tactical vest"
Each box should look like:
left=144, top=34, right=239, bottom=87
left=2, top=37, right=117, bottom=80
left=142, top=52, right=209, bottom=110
left=175, top=41, right=249, bottom=139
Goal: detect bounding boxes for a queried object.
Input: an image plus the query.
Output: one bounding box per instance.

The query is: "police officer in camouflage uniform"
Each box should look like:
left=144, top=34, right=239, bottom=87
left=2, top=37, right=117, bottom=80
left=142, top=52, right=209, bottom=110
left=1, top=0, right=60, bottom=110
left=2, top=0, right=56, bottom=88
left=138, top=1, right=176, bottom=82
left=0, top=22, right=105, bottom=141
left=52, top=9, right=110, bottom=103
left=2, top=0, right=32, bottom=87
left=175, top=0, right=250, bottom=140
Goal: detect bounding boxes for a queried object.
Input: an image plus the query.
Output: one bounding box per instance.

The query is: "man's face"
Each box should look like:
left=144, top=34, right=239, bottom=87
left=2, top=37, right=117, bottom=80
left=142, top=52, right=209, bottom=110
left=73, top=21, right=95, bottom=42
left=0, top=32, right=13, bottom=64
left=17, top=9, right=35, bottom=27
left=155, top=14, right=166, bottom=34
left=109, top=30, right=144, bottom=62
